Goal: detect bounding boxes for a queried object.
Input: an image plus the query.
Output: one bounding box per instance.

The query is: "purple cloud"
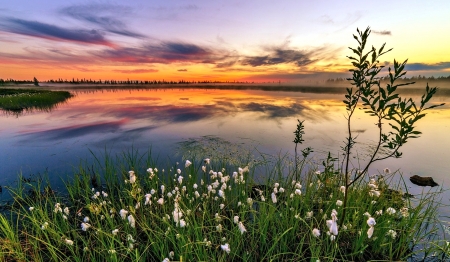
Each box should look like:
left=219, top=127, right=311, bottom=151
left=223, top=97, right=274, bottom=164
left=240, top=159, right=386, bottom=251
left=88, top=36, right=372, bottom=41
left=1, top=18, right=115, bottom=47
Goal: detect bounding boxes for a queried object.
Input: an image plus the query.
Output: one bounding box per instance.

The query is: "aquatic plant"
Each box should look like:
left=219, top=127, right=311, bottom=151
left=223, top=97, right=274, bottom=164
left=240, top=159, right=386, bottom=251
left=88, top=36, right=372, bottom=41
left=0, top=88, right=73, bottom=115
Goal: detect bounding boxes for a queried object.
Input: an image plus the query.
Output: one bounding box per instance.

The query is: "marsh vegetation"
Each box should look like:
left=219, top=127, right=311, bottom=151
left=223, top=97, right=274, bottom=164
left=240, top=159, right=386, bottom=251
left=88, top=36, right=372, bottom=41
left=0, top=88, right=73, bottom=115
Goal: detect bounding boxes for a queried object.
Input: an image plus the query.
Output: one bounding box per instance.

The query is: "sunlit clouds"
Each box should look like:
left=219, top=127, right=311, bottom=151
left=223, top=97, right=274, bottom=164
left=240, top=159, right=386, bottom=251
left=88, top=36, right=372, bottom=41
left=1, top=1, right=448, bottom=82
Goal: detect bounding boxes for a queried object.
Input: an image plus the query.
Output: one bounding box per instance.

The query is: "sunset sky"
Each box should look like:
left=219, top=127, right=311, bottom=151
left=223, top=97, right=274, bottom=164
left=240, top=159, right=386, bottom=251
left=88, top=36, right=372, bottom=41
left=1, top=0, right=449, bottom=83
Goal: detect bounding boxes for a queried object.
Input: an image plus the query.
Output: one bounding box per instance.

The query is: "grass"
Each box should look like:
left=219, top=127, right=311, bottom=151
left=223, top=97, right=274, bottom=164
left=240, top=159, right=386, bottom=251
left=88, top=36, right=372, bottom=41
left=0, top=149, right=448, bottom=261
left=0, top=88, right=73, bottom=115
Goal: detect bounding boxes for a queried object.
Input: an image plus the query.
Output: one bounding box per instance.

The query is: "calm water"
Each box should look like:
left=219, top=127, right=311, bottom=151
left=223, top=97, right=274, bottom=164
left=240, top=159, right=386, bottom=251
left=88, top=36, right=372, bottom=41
left=1, top=84, right=449, bottom=216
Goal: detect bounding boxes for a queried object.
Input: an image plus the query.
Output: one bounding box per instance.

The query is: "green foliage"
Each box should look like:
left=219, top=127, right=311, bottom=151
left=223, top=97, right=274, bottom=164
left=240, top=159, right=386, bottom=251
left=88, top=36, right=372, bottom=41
left=0, top=88, right=73, bottom=115
left=1, top=150, right=447, bottom=261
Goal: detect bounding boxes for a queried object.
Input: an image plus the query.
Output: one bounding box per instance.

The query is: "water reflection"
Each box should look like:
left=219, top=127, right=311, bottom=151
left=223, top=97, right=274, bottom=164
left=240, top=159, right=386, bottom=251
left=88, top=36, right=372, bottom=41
left=0, top=86, right=449, bottom=205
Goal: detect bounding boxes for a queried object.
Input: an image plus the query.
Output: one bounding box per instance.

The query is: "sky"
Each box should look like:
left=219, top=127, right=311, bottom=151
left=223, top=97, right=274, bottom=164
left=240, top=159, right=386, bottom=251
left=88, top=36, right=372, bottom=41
left=0, top=0, right=449, bottom=83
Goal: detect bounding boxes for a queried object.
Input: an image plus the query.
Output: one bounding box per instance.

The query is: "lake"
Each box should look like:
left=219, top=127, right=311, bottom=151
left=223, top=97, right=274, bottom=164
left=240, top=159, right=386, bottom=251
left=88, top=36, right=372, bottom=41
left=1, top=84, right=449, bottom=220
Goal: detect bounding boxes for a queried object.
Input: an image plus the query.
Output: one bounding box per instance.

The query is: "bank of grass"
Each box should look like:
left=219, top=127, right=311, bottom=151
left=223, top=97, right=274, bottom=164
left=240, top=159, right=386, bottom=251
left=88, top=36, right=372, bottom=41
left=0, top=150, right=448, bottom=261
left=0, top=88, right=73, bottom=114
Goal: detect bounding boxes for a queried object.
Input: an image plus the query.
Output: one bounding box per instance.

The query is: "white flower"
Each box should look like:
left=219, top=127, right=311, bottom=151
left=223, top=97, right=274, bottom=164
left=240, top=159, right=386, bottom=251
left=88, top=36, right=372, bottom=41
left=128, top=215, right=136, bottom=228
left=145, top=194, right=152, bottom=205
left=306, top=211, right=313, bottom=219
left=233, top=216, right=239, bottom=224
left=221, top=243, right=231, bottom=254
left=330, top=235, right=336, bottom=241
left=41, top=222, right=49, bottom=230
left=64, top=239, right=74, bottom=245
left=157, top=198, right=164, bottom=205
left=295, top=183, right=302, bottom=189
left=129, top=171, right=136, bottom=184
left=102, top=191, right=108, bottom=197
left=400, top=207, right=409, bottom=217
left=178, top=176, right=183, bottom=185
left=120, top=209, right=128, bottom=219
left=83, top=216, right=90, bottom=223
left=274, top=182, right=279, bottom=188
left=386, top=207, right=396, bottom=215
left=179, top=219, right=186, bottom=228
left=367, top=217, right=376, bottom=227
left=386, top=229, right=397, bottom=239
left=81, top=222, right=91, bottom=231
left=108, top=249, right=116, bottom=254
left=336, top=200, right=343, bottom=206
left=312, top=228, right=320, bottom=237
left=271, top=192, right=277, bottom=203
left=162, top=258, right=170, bottom=262
left=340, top=186, right=346, bottom=194
left=219, top=203, right=225, bottom=209
left=64, top=207, right=70, bottom=215
left=326, top=212, right=338, bottom=236
left=367, top=226, right=374, bottom=238
left=161, top=185, right=165, bottom=194
left=279, top=187, right=285, bottom=193
left=177, top=169, right=181, bottom=175
left=204, top=158, right=210, bottom=164
left=369, top=190, right=381, bottom=197
left=194, top=191, right=200, bottom=198
left=238, top=222, right=247, bottom=234
left=247, top=198, right=253, bottom=206
left=112, top=229, right=119, bottom=235
left=29, top=207, right=35, bottom=211
left=169, top=251, right=175, bottom=259
left=185, top=160, right=192, bottom=167
left=216, top=224, right=223, bottom=232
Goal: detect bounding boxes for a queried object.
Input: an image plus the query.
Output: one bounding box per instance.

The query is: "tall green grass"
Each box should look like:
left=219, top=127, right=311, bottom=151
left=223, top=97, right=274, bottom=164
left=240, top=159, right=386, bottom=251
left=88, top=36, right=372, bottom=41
left=0, top=88, right=73, bottom=114
left=1, top=149, right=448, bottom=261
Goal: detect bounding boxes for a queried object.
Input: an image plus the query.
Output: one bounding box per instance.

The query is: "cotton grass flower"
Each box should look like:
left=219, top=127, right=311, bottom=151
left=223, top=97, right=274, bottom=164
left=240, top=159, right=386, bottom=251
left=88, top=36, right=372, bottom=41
left=120, top=209, right=128, bottom=219
left=295, top=189, right=301, bottom=196
left=128, top=215, right=136, bottom=228
left=157, top=198, right=164, bottom=205
left=271, top=192, right=277, bottom=203
left=112, top=229, right=119, bottom=235
left=185, top=160, right=192, bottom=167
left=386, top=207, right=396, bottom=215
left=234, top=216, right=239, bottom=224
left=62, top=238, right=74, bottom=245
left=366, top=217, right=376, bottom=238
left=179, top=219, right=187, bottom=228
left=129, top=171, right=136, bottom=184
left=29, top=206, right=34, bottom=211
left=312, top=228, right=321, bottom=237
left=326, top=212, right=338, bottom=236
left=41, top=222, right=49, bottom=230
left=221, top=243, right=231, bottom=254
left=386, top=229, right=397, bottom=239
left=238, top=222, right=247, bottom=234
left=336, top=200, right=343, bottom=206
left=81, top=222, right=91, bottom=231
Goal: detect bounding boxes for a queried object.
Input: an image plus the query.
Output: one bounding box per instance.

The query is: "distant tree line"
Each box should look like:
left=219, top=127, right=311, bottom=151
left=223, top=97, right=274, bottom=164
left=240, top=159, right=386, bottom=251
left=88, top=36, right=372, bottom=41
left=0, top=77, right=258, bottom=86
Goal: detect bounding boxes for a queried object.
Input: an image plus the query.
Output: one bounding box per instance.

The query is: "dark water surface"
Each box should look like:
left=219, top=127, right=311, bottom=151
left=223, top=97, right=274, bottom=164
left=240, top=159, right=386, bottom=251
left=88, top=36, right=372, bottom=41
left=1, top=84, right=449, bottom=221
